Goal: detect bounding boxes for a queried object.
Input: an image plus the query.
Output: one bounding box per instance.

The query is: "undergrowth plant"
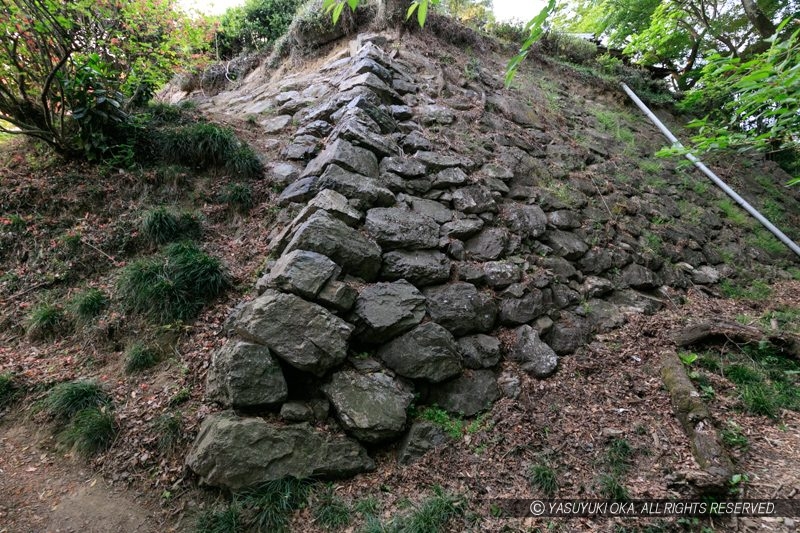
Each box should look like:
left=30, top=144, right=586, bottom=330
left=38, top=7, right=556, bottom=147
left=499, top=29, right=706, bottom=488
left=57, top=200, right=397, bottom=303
left=140, top=207, right=202, bottom=246
left=26, top=302, right=70, bottom=340
left=117, top=241, right=229, bottom=322
left=71, top=288, right=109, bottom=323
left=0, top=372, right=19, bottom=408
left=528, top=463, right=558, bottom=497
left=313, top=484, right=351, bottom=530
left=42, top=379, right=112, bottom=419
left=157, top=123, right=262, bottom=178
left=124, top=342, right=160, bottom=374
left=58, top=406, right=117, bottom=457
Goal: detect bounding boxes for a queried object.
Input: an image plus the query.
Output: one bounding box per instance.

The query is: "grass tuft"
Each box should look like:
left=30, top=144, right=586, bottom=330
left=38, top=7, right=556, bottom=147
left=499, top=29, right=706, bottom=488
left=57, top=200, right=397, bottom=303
left=117, top=241, right=229, bottom=322
left=27, top=302, right=70, bottom=340
left=219, top=182, right=254, bottom=211
left=242, top=477, right=311, bottom=533
left=157, top=123, right=262, bottom=178
left=313, top=484, right=351, bottom=530
left=400, top=486, right=465, bottom=533
left=0, top=372, right=20, bottom=408
left=124, top=342, right=160, bottom=374
left=155, top=413, right=182, bottom=453
left=607, top=438, right=633, bottom=475
left=71, top=288, right=109, bottom=322
left=43, top=379, right=111, bottom=420
left=140, top=207, right=202, bottom=246
left=740, top=384, right=780, bottom=418
left=418, top=406, right=463, bottom=439
left=725, top=364, right=763, bottom=386
left=528, top=463, right=558, bottom=497
left=598, top=473, right=630, bottom=500
left=58, top=407, right=116, bottom=456
left=195, top=502, right=243, bottom=533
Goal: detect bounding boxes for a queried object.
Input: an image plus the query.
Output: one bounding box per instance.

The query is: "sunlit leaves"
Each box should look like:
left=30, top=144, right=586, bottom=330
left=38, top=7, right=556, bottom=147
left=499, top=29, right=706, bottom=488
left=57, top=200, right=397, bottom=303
left=504, top=0, right=556, bottom=86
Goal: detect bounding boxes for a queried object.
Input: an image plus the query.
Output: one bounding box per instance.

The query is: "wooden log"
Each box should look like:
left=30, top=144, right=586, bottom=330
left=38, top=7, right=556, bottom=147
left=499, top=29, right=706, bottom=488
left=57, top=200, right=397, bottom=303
left=673, top=320, right=800, bottom=360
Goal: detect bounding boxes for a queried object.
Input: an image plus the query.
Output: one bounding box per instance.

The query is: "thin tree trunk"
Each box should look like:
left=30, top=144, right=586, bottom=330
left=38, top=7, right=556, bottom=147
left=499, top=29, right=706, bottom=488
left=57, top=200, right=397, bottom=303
left=741, top=0, right=776, bottom=39
left=377, top=0, right=413, bottom=28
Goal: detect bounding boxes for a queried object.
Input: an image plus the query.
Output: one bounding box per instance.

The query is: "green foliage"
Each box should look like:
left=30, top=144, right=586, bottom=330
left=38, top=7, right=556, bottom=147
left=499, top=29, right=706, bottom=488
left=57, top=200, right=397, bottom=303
left=719, top=279, right=772, bottom=301
left=169, top=388, right=191, bottom=406
left=219, top=183, right=254, bottom=211
left=418, top=406, right=463, bottom=438
left=157, top=123, right=262, bottom=178
left=606, top=438, right=633, bottom=475
left=118, top=241, right=229, bottom=322
left=543, top=31, right=598, bottom=64
left=598, top=473, right=629, bottom=501
left=678, top=352, right=698, bottom=366
left=58, top=407, right=116, bottom=456
left=241, top=477, right=311, bottom=533
left=26, top=302, right=70, bottom=340
left=43, top=380, right=112, bottom=420
left=720, top=421, right=749, bottom=451
left=215, top=0, right=303, bottom=57
left=726, top=364, right=763, bottom=386
left=71, top=288, right=109, bottom=322
left=124, top=342, right=160, bottom=374
left=749, top=228, right=786, bottom=256
left=716, top=198, right=750, bottom=226
left=313, top=485, right=351, bottom=530
left=528, top=464, right=558, bottom=497
left=140, top=207, right=203, bottom=246
left=740, top=383, right=780, bottom=418
left=505, top=0, right=558, bottom=86
left=400, top=486, right=465, bottom=533
left=195, top=503, right=244, bottom=533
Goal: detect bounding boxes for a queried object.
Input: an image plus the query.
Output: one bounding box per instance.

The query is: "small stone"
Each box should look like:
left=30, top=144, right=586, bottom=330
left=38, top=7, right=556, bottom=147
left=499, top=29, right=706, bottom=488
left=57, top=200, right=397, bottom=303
left=497, top=371, right=521, bottom=399
left=509, top=325, right=558, bottom=378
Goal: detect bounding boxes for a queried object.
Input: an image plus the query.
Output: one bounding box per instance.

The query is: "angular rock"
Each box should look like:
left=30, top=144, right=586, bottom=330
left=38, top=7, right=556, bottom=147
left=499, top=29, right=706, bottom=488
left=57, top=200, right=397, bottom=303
left=307, top=188, right=363, bottom=226
left=580, top=276, right=614, bottom=298
left=431, top=167, right=468, bottom=188
left=316, top=164, right=396, bottom=208
left=302, top=138, right=379, bottom=179
left=229, top=289, right=353, bottom=376
left=186, top=412, right=374, bottom=490
left=452, top=185, right=497, bottom=214
left=509, top=325, right=558, bottom=378
left=380, top=250, right=451, bottom=286
left=418, top=104, right=455, bottom=125
left=279, top=176, right=318, bottom=205
left=352, top=280, right=426, bottom=343
left=482, top=163, right=514, bottom=180
left=465, top=228, right=509, bottom=261
left=261, top=115, right=292, bottom=133
left=284, top=135, right=319, bottom=160
left=497, top=371, right=521, bottom=399
left=269, top=162, right=301, bottom=185
left=547, top=210, right=582, bottom=229
left=206, top=341, right=287, bottom=409
left=397, top=421, right=450, bottom=465
left=380, top=157, right=426, bottom=177
left=483, top=261, right=521, bottom=289
left=622, top=263, right=661, bottom=290
left=542, top=256, right=579, bottom=282
left=280, top=402, right=314, bottom=422
left=377, top=323, right=462, bottom=382
left=457, top=334, right=501, bottom=369
left=584, top=299, right=626, bottom=332
left=441, top=217, right=484, bottom=239
left=339, top=72, right=399, bottom=102
left=414, top=151, right=475, bottom=171
left=498, top=290, right=544, bottom=326
left=295, top=120, right=333, bottom=138
left=365, top=207, right=440, bottom=250
left=259, top=250, right=339, bottom=299
left=317, top=279, right=358, bottom=312
left=544, top=230, right=589, bottom=260
left=322, top=371, right=414, bottom=443
left=428, top=370, right=501, bottom=417
left=406, top=196, right=454, bottom=224
left=402, top=131, right=433, bottom=152
left=547, top=315, right=590, bottom=355
left=285, top=211, right=382, bottom=281
left=424, top=282, right=497, bottom=336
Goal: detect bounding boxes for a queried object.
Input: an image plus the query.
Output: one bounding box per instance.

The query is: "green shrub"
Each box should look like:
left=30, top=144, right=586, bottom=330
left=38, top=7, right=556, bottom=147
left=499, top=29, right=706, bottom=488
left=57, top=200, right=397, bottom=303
left=27, top=302, right=70, bottom=340
left=528, top=464, right=558, bottom=497
left=71, top=288, right=109, bottom=322
left=43, top=379, right=112, bottom=419
left=117, top=241, right=230, bottom=322
left=58, top=407, right=117, bottom=456
left=157, top=123, right=262, bottom=178
left=140, top=207, right=202, bottom=246
left=313, top=484, right=351, bottom=530
left=124, top=342, right=160, bottom=374
left=544, top=32, right=598, bottom=64
left=215, top=0, right=303, bottom=57
left=219, top=182, right=254, bottom=211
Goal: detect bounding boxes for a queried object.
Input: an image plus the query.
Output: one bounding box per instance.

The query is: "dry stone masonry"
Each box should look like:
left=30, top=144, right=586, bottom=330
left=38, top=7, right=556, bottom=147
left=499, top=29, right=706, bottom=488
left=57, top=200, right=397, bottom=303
left=186, top=36, right=797, bottom=490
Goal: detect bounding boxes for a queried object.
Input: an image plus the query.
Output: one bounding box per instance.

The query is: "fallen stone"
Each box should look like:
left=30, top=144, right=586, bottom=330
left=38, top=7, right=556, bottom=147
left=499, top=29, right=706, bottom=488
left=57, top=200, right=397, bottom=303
left=380, top=250, right=451, bottom=286
left=428, top=370, right=500, bottom=418
left=229, top=289, right=353, bottom=376
left=322, top=371, right=414, bottom=443
left=186, top=412, right=374, bottom=490
left=284, top=211, right=382, bottom=281
left=424, top=282, right=497, bottom=336
left=206, top=341, right=287, bottom=409
left=457, top=334, right=502, bottom=369
left=352, top=280, right=426, bottom=343
left=497, top=371, right=521, bottom=399
left=365, top=207, right=440, bottom=250
left=377, top=322, right=462, bottom=383
left=509, top=325, right=558, bottom=378
left=691, top=265, right=720, bottom=285
left=397, top=421, right=450, bottom=465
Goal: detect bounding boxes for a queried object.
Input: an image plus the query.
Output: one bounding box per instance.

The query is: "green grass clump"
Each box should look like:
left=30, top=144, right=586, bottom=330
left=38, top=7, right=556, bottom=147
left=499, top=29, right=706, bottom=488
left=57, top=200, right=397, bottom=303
left=158, top=123, right=262, bottom=178
left=720, top=279, right=772, bottom=300
left=169, top=387, right=191, bottom=406
left=0, top=372, right=20, bottom=408
left=242, top=477, right=311, bottom=533
left=418, top=406, right=463, bottom=439
left=750, top=228, right=786, bottom=256
left=528, top=463, right=558, bottom=497
left=598, top=473, right=630, bottom=500
left=43, top=379, right=112, bottom=419
left=124, top=342, right=160, bottom=374
left=58, top=407, right=116, bottom=456
left=26, top=302, right=70, bottom=340
left=118, top=241, right=229, bottom=322
left=740, top=384, right=780, bottom=418
left=400, top=486, right=465, bottom=533
left=313, top=485, right=351, bottom=530
left=195, top=503, right=243, bottom=533
left=140, top=207, right=202, bottom=246
left=155, top=413, right=182, bottom=453
left=720, top=421, right=749, bottom=451
left=606, top=438, right=634, bottom=474
left=725, top=364, right=763, bottom=385
left=219, top=182, right=254, bottom=211
left=71, top=288, right=108, bottom=322
left=717, top=198, right=750, bottom=226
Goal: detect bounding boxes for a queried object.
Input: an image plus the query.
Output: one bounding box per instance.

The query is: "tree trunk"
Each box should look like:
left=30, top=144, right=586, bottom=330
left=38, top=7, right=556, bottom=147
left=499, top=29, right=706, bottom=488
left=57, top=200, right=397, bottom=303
left=377, top=0, right=414, bottom=28
left=741, top=0, right=777, bottom=39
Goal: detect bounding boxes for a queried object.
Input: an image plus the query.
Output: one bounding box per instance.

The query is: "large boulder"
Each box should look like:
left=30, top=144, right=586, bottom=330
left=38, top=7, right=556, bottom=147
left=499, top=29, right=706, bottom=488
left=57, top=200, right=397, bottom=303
left=258, top=250, right=339, bottom=299
left=229, top=289, right=353, bottom=376
left=284, top=211, right=382, bottom=281
left=186, top=412, right=374, bottom=490
left=377, top=322, right=462, bottom=383
left=427, top=370, right=501, bottom=417
left=509, top=325, right=558, bottom=378
left=380, top=250, right=451, bottom=287
left=504, top=204, right=547, bottom=238
left=316, top=164, right=396, bottom=208
left=206, top=341, right=287, bottom=409
left=365, top=207, right=440, bottom=250
left=352, top=280, right=426, bottom=343
left=451, top=185, right=498, bottom=214
left=322, top=371, right=414, bottom=443
left=302, top=138, right=379, bottom=178
left=457, top=334, right=501, bottom=369
left=465, top=228, right=509, bottom=261
left=423, top=282, right=497, bottom=336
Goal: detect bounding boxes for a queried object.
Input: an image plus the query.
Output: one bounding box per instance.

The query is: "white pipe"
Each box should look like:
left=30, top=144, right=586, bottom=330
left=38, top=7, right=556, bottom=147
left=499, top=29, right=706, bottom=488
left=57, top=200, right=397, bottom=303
left=620, top=82, right=800, bottom=259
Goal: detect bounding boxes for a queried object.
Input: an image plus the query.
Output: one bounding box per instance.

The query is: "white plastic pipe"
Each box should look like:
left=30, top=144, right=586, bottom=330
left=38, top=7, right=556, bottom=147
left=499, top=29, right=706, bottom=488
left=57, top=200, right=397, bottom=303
left=621, top=82, right=800, bottom=259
